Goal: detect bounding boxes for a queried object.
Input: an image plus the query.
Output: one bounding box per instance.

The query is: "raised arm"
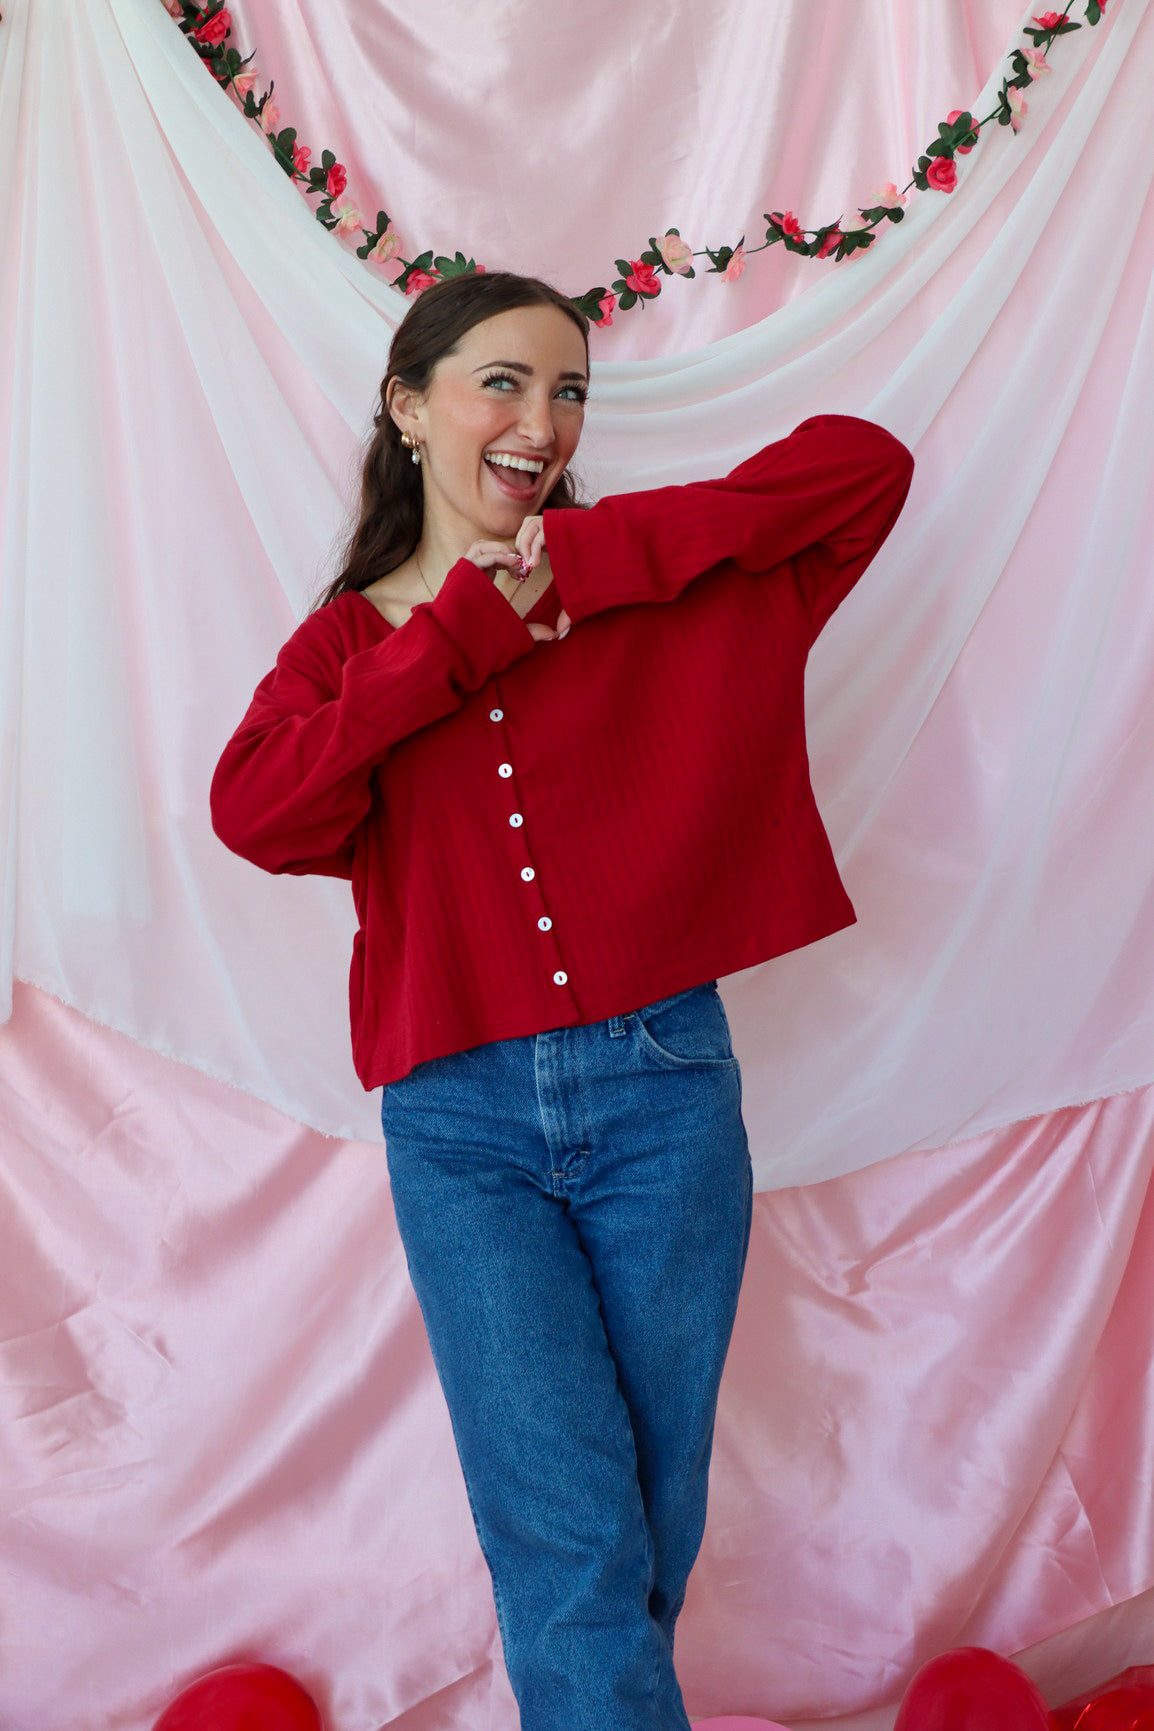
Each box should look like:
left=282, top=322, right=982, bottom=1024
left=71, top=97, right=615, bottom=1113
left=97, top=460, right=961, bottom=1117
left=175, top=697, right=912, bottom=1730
left=544, top=414, right=913, bottom=634
left=211, top=559, right=535, bottom=875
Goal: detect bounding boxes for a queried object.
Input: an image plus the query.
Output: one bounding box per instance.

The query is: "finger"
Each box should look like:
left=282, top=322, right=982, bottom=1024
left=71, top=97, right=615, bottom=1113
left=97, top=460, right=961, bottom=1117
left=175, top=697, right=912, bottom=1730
left=514, top=517, right=545, bottom=573
left=555, top=608, right=571, bottom=637
left=526, top=621, right=557, bottom=642
left=465, top=542, right=520, bottom=572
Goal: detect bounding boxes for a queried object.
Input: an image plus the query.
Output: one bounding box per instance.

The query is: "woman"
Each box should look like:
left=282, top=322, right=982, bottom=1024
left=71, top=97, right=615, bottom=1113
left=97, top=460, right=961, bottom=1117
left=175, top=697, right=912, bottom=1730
left=211, top=270, right=913, bottom=1731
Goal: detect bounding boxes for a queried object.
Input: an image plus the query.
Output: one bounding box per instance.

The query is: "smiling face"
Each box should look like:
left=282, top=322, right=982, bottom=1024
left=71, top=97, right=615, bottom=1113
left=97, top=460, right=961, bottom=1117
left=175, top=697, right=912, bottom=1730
left=387, top=303, right=589, bottom=553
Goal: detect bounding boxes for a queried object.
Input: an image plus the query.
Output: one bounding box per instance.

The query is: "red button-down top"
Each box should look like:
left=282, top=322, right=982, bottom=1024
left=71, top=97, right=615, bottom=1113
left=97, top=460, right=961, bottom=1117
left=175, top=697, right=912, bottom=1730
left=211, top=415, right=913, bottom=1088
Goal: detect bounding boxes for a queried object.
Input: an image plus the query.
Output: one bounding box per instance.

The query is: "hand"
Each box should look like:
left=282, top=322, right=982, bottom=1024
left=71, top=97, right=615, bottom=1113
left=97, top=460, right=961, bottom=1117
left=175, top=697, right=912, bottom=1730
left=465, top=532, right=571, bottom=644
left=514, top=518, right=571, bottom=641
left=514, top=516, right=546, bottom=576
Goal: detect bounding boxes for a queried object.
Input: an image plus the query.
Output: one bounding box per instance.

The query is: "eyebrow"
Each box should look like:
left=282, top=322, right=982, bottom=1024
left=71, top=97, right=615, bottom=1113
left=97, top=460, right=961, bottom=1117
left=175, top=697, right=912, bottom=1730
left=473, top=360, right=589, bottom=382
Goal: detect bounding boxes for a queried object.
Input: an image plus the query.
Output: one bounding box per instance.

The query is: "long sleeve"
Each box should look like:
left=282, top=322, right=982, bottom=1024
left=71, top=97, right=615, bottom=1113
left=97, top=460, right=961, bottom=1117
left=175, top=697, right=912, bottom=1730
left=545, top=414, right=913, bottom=634
left=210, top=558, right=535, bottom=874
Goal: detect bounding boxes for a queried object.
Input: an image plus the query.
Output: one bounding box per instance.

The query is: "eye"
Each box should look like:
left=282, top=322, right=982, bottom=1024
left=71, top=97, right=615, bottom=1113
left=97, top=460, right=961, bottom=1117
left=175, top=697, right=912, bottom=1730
left=481, top=371, right=520, bottom=392
left=557, top=384, right=588, bottom=404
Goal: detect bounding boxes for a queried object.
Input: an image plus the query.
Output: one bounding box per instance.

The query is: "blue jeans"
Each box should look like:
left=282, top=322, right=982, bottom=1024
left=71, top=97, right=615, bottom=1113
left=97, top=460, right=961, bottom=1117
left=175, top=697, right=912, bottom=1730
left=380, top=981, right=753, bottom=1731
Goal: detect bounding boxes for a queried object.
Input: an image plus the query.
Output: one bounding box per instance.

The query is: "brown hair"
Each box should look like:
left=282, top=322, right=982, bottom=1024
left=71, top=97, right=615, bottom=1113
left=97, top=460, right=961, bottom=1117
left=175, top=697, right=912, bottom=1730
left=315, top=271, right=590, bottom=609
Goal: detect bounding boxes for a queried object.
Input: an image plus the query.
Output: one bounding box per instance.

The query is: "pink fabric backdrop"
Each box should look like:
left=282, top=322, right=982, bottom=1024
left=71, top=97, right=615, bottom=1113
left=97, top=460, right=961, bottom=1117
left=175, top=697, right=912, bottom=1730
left=1, top=1, right=1153, bottom=1726
left=3, top=982, right=1153, bottom=1731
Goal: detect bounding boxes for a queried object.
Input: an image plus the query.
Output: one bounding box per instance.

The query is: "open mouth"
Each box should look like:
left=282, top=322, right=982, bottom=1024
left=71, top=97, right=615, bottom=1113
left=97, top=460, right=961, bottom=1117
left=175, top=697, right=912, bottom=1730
left=484, top=452, right=546, bottom=500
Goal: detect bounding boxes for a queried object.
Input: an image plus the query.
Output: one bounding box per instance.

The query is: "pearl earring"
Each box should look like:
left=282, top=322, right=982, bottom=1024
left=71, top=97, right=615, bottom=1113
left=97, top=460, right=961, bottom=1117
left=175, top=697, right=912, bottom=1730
left=400, top=430, right=422, bottom=466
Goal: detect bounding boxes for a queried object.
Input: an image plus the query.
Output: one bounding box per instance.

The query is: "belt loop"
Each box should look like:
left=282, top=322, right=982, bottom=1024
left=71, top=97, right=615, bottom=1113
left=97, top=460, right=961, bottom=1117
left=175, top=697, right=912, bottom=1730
left=607, top=1014, right=626, bottom=1039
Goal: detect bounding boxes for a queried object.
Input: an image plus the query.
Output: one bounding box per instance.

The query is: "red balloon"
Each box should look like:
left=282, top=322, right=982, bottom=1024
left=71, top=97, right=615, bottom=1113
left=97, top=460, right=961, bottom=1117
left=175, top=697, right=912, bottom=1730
left=151, top=1663, right=323, bottom=1731
left=894, top=1647, right=1050, bottom=1731
left=1052, top=1669, right=1154, bottom=1731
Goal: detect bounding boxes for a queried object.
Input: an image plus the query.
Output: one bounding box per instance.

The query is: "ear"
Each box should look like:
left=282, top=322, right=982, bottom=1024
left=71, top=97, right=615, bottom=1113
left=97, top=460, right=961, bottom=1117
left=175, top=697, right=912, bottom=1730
left=386, top=377, right=423, bottom=440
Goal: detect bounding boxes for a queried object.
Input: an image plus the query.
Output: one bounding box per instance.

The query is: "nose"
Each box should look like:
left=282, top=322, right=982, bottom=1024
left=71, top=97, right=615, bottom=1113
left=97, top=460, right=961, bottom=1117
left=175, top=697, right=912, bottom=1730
left=516, top=390, right=557, bottom=449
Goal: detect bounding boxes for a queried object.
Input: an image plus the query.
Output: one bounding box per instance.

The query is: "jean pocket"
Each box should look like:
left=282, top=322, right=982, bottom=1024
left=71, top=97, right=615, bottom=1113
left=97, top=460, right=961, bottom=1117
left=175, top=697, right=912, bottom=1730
left=632, top=982, right=738, bottom=1070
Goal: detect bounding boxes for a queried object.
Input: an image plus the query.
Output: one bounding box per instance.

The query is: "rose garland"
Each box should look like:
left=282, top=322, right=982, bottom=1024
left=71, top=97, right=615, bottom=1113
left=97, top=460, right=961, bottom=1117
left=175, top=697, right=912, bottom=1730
left=164, top=1, right=1107, bottom=327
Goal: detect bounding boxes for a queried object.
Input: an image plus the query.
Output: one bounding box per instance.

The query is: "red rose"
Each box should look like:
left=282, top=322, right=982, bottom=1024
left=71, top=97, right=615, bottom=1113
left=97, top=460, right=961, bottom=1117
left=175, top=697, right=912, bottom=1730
left=193, top=8, right=231, bottom=44
left=1032, top=11, right=1068, bottom=24
left=291, top=142, right=311, bottom=175
left=926, top=156, right=958, bottom=193
left=625, top=259, right=659, bottom=296
left=770, top=210, right=804, bottom=241
left=326, top=162, right=347, bottom=199
left=592, top=293, right=616, bottom=327
left=946, top=109, right=977, bottom=154
left=405, top=269, right=439, bottom=296
left=816, top=227, right=843, bottom=259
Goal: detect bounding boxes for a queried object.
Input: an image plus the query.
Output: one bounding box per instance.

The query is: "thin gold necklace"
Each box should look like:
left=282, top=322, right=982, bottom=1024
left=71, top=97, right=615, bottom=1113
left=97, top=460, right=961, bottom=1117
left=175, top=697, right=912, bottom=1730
left=414, top=549, right=437, bottom=603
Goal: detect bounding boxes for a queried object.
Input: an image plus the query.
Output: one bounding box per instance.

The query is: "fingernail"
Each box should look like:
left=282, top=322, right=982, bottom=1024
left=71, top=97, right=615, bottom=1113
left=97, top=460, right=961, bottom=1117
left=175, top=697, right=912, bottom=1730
left=557, top=625, right=570, bottom=639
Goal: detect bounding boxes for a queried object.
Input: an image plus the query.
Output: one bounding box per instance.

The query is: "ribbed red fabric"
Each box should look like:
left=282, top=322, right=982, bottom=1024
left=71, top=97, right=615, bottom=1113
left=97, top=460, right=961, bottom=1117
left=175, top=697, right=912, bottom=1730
left=211, top=416, right=913, bottom=1087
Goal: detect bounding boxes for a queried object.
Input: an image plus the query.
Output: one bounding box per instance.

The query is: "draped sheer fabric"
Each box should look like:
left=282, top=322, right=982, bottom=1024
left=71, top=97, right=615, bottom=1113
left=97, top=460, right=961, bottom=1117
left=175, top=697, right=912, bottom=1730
left=3, top=0, right=1153, bottom=1178
left=1, top=1, right=1153, bottom=1727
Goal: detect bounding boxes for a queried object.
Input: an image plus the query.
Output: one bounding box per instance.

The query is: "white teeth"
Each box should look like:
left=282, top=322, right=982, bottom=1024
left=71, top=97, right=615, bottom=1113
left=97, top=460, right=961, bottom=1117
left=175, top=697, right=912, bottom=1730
left=486, top=453, right=545, bottom=475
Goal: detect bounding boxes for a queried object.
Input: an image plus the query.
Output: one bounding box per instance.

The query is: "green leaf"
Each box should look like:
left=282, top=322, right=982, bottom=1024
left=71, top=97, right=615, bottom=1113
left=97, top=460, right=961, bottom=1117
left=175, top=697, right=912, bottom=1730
left=615, top=258, right=631, bottom=277
left=887, top=206, right=905, bottom=222
left=619, top=288, right=637, bottom=311
left=321, top=149, right=336, bottom=170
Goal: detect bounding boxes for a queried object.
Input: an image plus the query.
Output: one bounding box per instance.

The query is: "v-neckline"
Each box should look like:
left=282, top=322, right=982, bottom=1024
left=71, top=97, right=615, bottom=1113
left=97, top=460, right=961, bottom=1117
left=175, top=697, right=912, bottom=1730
left=350, top=568, right=557, bottom=634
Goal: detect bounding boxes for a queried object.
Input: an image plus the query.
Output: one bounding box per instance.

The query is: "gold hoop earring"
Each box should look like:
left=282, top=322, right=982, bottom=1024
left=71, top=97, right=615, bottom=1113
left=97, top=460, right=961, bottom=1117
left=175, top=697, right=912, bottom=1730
left=400, top=430, right=422, bottom=467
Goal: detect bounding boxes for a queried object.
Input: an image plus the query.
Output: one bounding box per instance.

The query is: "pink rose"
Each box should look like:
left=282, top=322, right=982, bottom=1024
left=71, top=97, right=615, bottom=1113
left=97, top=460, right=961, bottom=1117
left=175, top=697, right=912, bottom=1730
left=1007, top=86, right=1028, bottom=130
left=261, top=98, right=281, bottom=133
left=1021, top=47, right=1051, bottom=77
left=192, top=8, right=230, bottom=45
left=658, top=231, right=693, bottom=275
left=406, top=269, right=440, bottom=296
left=625, top=259, right=660, bottom=296
left=331, top=200, right=363, bottom=235
left=946, top=110, right=978, bottom=154
left=233, top=69, right=258, bottom=97
left=770, top=210, right=804, bottom=241
left=368, top=226, right=401, bottom=263
left=867, top=183, right=907, bottom=210
left=815, top=228, right=843, bottom=260
left=291, top=141, right=311, bottom=175
left=926, top=156, right=958, bottom=192
left=1032, top=11, right=1068, bottom=25
left=592, top=293, right=616, bottom=327
left=721, top=244, right=747, bottom=281
left=326, top=162, right=347, bottom=199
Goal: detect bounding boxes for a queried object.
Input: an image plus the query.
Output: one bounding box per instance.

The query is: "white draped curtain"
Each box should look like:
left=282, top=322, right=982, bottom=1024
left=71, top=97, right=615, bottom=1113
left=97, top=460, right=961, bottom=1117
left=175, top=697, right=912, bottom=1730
left=1, top=1, right=1153, bottom=1726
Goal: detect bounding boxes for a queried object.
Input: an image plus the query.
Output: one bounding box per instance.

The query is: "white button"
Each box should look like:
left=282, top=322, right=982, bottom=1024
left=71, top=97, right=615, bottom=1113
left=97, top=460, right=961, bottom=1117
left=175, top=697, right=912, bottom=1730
left=498, top=763, right=513, bottom=778
left=489, top=708, right=504, bottom=722
left=520, top=867, right=535, bottom=882
left=553, top=970, right=568, bottom=986
left=537, top=916, right=553, bottom=931
left=509, top=813, right=523, bottom=828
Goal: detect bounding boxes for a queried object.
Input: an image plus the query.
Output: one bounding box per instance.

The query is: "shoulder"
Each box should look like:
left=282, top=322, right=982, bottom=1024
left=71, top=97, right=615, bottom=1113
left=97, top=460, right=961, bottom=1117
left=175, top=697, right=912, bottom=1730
left=283, top=590, right=390, bottom=663
left=256, top=592, right=391, bottom=704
